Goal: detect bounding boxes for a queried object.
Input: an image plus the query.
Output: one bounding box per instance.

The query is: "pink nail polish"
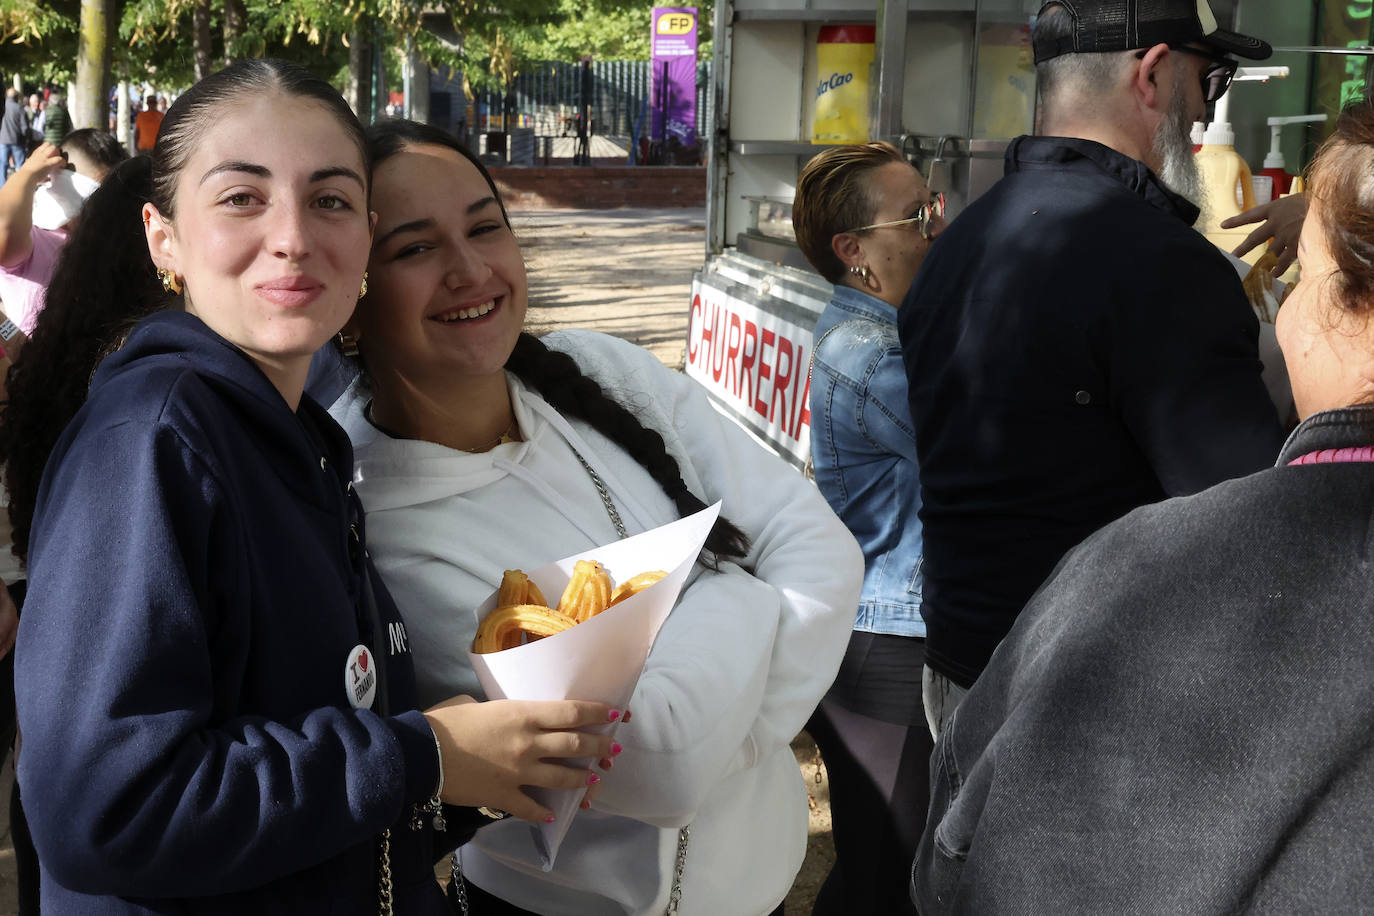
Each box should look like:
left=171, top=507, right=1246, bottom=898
left=607, top=709, right=621, bottom=721
left=611, top=742, right=623, bottom=755
left=588, top=773, right=601, bottom=785
left=544, top=814, right=556, bottom=823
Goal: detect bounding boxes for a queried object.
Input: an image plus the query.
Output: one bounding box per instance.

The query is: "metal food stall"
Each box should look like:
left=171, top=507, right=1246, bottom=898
left=688, top=0, right=1043, bottom=468
left=687, top=0, right=1359, bottom=468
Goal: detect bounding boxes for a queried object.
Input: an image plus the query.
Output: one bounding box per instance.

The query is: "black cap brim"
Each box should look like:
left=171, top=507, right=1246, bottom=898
left=1202, top=28, right=1271, bottom=60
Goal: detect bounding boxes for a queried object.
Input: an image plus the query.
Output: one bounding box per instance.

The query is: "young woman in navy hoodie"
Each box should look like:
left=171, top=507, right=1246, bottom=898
left=0, top=59, right=617, bottom=914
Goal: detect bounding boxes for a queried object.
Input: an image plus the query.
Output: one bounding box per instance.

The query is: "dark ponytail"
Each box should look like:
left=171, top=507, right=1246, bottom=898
left=506, top=333, right=751, bottom=565
left=0, top=155, right=172, bottom=565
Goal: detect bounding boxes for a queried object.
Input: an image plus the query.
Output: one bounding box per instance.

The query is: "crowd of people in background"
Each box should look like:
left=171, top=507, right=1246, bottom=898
left=0, top=87, right=165, bottom=186
left=6, top=0, right=1374, bottom=913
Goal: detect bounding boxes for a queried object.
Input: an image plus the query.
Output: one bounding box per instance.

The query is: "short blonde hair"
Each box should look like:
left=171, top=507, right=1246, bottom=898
left=793, top=141, right=906, bottom=283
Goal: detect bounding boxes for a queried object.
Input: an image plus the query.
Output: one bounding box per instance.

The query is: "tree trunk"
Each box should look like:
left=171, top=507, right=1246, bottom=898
left=72, top=0, right=109, bottom=130
left=222, top=0, right=246, bottom=67
left=116, top=79, right=131, bottom=151
left=104, top=0, right=116, bottom=115
left=373, top=47, right=388, bottom=123
left=409, top=52, right=431, bottom=124
left=347, top=28, right=372, bottom=123
left=192, top=0, right=212, bottom=81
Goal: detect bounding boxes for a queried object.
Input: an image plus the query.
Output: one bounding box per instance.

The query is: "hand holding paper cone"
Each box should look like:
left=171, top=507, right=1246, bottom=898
left=464, top=502, right=723, bottom=869
left=421, top=695, right=618, bottom=823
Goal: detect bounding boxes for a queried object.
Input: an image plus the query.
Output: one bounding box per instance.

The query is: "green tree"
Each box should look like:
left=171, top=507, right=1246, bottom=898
left=1, top=0, right=80, bottom=85
left=511, top=0, right=713, bottom=63
left=2, top=0, right=701, bottom=129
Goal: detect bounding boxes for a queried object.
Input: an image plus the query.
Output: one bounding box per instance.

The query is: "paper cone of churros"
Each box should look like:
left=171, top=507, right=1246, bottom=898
left=466, top=501, right=722, bottom=869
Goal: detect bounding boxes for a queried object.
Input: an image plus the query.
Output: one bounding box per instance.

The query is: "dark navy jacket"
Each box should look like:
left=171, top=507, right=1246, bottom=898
left=16, top=311, right=480, bottom=913
left=898, top=135, right=1285, bottom=688
left=915, top=405, right=1374, bottom=913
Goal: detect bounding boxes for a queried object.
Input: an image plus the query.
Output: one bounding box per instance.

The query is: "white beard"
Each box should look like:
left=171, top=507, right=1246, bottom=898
left=1154, top=77, right=1202, bottom=205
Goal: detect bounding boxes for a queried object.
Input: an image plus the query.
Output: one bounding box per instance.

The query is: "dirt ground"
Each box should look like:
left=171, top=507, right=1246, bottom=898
left=0, top=207, right=838, bottom=914
left=516, top=207, right=705, bottom=370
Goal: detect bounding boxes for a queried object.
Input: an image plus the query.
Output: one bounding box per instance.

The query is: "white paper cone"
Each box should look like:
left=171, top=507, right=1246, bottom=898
left=466, top=501, right=721, bottom=869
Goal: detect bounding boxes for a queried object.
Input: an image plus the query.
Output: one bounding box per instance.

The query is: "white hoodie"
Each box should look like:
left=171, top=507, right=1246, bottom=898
left=333, top=330, right=861, bottom=915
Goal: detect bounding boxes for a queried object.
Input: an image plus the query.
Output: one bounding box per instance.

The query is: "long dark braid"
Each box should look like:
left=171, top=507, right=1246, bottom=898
left=505, top=332, right=751, bottom=564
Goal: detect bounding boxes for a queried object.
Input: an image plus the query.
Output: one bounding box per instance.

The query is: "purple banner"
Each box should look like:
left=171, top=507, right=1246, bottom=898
left=650, top=7, right=698, bottom=148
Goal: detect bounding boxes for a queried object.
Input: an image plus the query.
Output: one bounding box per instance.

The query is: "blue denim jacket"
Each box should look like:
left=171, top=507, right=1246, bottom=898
left=809, top=286, right=924, bottom=637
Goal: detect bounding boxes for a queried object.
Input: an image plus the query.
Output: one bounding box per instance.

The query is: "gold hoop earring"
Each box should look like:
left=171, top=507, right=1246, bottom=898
left=848, top=263, right=878, bottom=291
left=336, top=332, right=360, bottom=358
left=358, top=271, right=368, bottom=300
left=157, top=268, right=183, bottom=295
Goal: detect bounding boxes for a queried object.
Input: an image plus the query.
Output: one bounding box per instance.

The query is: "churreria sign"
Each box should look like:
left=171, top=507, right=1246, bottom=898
left=685, top=283, right=814, bottom=467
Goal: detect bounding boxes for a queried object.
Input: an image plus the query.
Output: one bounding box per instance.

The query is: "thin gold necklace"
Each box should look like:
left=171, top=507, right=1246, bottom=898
left=365, top=402, right=516, bottom=453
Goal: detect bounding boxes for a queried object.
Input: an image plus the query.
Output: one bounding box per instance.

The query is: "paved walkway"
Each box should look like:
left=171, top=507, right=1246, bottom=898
left=516, top=207, right=706, bottom=369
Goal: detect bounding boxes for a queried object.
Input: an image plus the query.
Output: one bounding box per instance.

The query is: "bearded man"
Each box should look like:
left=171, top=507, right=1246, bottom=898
left=897, top=0, right=1285, bottom=738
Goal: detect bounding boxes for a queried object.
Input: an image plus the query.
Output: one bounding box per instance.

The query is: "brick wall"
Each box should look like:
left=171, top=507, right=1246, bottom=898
left=490, top=166, right=706, bottom=209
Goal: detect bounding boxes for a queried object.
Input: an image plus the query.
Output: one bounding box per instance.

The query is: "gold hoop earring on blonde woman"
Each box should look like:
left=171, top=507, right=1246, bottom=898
left=157, top=268, right=183, bottom=295
left=359, top=272, right=369, bottom=300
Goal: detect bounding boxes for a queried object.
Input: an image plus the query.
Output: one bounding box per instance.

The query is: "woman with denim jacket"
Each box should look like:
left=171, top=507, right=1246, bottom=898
left=792, top=142, right=946, bottom=915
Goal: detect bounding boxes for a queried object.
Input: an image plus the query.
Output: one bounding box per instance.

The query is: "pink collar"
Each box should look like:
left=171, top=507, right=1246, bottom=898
left=1288, top=446, right=1374, bottom=465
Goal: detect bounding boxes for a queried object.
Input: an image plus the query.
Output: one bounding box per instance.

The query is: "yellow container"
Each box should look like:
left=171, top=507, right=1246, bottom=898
left=812, top=25, right=874, bottom=144
left=1196, top=142, right=1260, bottom=264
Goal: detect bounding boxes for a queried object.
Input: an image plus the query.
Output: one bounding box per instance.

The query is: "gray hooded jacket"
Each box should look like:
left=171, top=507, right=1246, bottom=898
left=916, top=404, right=1374, bottom=914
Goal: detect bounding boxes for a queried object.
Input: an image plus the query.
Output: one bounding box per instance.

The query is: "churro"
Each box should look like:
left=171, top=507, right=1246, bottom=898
left=608, top=571, right=669, bottom=608
left=472, top=563, right=669, bottom=653
left=472, top=603, right=577, bottom=654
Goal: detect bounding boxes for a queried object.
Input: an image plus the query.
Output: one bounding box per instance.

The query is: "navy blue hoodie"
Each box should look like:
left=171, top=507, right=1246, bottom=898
left=16, top=311, right=479, bottom=913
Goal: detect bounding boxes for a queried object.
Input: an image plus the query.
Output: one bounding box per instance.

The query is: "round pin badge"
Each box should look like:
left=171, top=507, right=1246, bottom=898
left=344, top=644, right=378, bottom=709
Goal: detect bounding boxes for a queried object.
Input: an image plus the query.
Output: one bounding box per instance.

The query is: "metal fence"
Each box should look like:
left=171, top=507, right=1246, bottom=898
left=471, top=59, right=712, bottom=159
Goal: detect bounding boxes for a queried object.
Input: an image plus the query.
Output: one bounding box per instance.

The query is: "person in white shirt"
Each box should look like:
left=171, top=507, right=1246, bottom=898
left=330, top=118, right=862, bottom=916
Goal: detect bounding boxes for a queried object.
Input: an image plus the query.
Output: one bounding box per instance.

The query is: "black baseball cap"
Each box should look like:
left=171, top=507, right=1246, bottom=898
left=1032, top=0, right=1271, bottom=64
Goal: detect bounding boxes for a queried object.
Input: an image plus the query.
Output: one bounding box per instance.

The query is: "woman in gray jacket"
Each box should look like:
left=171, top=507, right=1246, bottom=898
left=915, top=95, right=1374, bottom=914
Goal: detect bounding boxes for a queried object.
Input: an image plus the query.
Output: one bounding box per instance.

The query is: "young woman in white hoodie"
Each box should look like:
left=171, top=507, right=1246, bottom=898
left=329, top=119, right=862, bottom=915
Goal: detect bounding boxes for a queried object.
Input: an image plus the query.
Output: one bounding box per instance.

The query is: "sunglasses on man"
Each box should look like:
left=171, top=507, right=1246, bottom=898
left=845, top=192, right=947, bottom=239
left=1135, top=44, right=1239, bottom=104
